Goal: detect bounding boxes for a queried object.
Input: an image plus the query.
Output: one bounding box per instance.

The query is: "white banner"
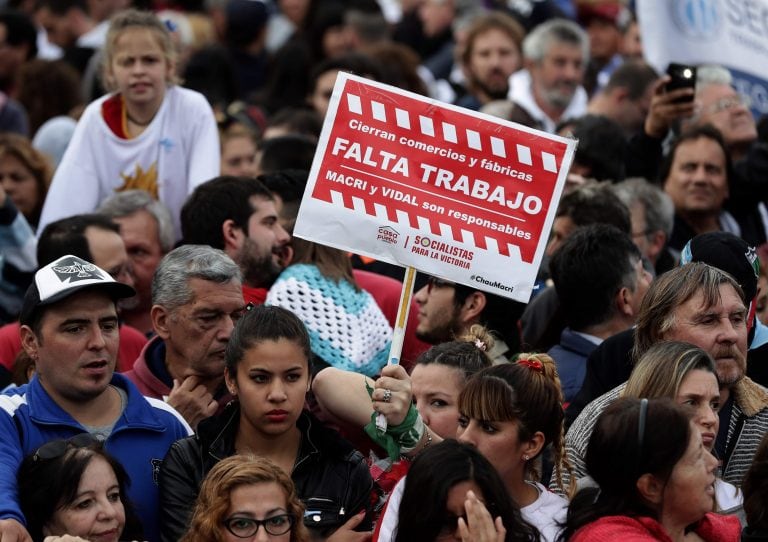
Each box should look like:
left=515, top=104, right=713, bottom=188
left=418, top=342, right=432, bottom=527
left=293, top=73, right=576, bottom=303
left=637, top=0, right=768, bottom=118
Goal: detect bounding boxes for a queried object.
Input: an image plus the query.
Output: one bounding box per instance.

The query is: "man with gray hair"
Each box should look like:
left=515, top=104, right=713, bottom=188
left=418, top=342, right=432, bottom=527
left=612, top=177, right=676, bottom=275
left=558, top=262, right=768, bottom=491
left=682, top=64, right=758, bottom=161
left=124, top=245, right=246, bottom=429
left=507, top=18, right=590, bottom=132
left=97, top=190, right=175, bottom=336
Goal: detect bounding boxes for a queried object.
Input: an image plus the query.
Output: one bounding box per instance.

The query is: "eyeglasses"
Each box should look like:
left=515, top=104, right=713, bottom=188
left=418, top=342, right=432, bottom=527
left=702, top=94, right=751, bottom=115
left=33, top=433, right=100, bottom=462
left=223, top=514, right=294, bottom=537
left=426, top=276, right=455, bottom=294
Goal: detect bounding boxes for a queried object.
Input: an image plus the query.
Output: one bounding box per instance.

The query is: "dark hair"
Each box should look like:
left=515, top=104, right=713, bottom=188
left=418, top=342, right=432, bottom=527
left=562, top=398, right=693, bottom=538
left=16, top=59, right=82, bottom=136
left=225, top=305, right=312, bottom=373
left=308, top=52, right=383, bottom=95
left=604, top=60, right=658, bottom=100
left=451, top=285, right=525, bottom=355
left=550, top=224, right=640, bottom=330
left=660, top=124, right=733, bottom=186
left=415, top=324, right=494, bottom=380
left=569, top=115, right=627, bottom=182
left=0, top=10, right=38, bottom=59
left=555, top=182, right=631, bottom=233
left=182, top=45, right=238, bottom=110
left=258, top=170, right=308, bottom=232
left=266, top=108, right=322, bottom=140
left=40, top=0, right=87, bottom=15
left=743, top=432, right=768, bottom=530
left=181, top=176, right=274, bottom=249
left=18, top=438, right=143, bottom=541
left=395, top=439, right=539, bottom=542
left=365, top=41, right=428, bottom=96
left=257, top=135, right=317, bottom=174
left=37, top=214, right=120, bottom=266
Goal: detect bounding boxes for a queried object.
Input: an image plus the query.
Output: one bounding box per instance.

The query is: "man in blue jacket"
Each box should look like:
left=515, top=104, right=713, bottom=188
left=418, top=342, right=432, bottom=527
left=0, top=254, right=192, bottom=542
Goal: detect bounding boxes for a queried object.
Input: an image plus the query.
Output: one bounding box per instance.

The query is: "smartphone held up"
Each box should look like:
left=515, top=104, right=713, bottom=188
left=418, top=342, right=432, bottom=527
left=664, top=63, right=697, bottom=104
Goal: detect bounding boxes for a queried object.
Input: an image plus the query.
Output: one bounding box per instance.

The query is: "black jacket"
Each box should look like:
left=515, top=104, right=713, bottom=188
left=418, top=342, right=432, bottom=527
left=159, top=403, right=373, bottom=542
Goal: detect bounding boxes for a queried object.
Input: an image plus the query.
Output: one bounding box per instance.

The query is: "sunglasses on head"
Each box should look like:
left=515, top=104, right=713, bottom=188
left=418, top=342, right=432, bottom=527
left=33, top=433, right=100, bottom=462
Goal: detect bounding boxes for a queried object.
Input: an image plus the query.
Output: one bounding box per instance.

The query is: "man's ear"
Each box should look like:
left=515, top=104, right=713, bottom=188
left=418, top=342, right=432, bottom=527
left=460, top=291, right=487, bottom=325
left=151, top=305, right=172, bottom=340
left=636, top=473, right=663, bottom=506
left=19, top=325, right=39, bottom=360
left=617, top=286, right=634, bottom=317
left=222, top=219, right=244, bottom=252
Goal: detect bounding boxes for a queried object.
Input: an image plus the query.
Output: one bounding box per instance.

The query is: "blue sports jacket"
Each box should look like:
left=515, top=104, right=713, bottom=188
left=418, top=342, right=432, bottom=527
left=0, top=373, right=192, bottom=542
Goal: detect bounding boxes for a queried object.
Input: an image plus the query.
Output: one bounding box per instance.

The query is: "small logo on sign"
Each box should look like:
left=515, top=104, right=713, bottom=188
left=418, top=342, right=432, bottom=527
left=377, top=225, right=399, bottom=245
left=52, top=258, right=105, bottom=283
left=671, top=0, right=722, bottom=40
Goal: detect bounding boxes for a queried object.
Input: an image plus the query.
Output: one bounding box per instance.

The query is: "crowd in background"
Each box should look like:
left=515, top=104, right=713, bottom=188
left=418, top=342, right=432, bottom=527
left=2, top=0, right=768, bottom=541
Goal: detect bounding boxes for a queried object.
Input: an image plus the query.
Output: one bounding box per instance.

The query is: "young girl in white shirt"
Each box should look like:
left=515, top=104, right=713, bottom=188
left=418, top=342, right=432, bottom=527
left=38, top=9, right=220, bottom=239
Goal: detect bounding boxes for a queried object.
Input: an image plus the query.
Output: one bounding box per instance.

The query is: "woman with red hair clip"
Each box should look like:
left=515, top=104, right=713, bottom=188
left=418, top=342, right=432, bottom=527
left=374, top=353, right=572, bottom=541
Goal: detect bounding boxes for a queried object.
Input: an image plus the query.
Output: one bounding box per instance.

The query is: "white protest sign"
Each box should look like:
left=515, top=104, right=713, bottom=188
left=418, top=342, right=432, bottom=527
left=294, top=73, right=576, bottom=303
left=637, top=0, right=768, bottom=119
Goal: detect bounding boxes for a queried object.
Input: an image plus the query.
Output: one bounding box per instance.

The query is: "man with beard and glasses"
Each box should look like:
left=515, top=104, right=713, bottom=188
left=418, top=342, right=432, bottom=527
left=453, top=11, right=524, bottom=111
left=124, top=246, right=246, bottom=430
left=507, top=18, right=589, bottom=133
left=180, top=176, right=291, bottom=306
left=558, top=262, right=768, bottom=491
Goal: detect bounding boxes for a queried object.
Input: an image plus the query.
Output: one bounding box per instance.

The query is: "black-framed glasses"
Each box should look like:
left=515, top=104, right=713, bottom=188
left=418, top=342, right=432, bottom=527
left=33, top=433, right=99, bottom=462
left=426, top=276, right=455, bottom=294
left=223, top=514, right=294, bottom=537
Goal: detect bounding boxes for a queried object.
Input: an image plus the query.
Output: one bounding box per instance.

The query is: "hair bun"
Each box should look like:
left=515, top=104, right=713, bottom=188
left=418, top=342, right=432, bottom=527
left=517, top=356, right=543, bottom=372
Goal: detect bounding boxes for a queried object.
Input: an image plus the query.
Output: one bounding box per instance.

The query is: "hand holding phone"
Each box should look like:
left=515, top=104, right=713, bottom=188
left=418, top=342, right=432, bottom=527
left=664, top=63, right=697, bottom=104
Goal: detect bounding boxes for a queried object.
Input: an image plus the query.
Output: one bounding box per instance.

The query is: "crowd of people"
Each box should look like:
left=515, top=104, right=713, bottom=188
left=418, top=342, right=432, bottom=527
left=1, top=0, right=768, bottom=541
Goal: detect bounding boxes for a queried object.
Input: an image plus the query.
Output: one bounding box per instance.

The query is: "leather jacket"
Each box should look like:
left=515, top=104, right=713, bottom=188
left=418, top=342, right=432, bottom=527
left=159, top=402, right=373, bottom=542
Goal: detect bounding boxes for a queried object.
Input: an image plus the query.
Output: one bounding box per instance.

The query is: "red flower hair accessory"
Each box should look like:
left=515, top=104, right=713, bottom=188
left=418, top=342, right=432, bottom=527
left=517, top=356, right=543, bottom=373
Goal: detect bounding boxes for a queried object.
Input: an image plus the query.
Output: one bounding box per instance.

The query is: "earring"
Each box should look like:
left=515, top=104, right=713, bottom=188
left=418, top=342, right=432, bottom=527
left=523, top=454, right=529, bottom=461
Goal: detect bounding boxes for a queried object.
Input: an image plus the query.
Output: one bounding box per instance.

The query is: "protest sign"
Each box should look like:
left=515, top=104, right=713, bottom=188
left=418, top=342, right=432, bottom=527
left=637, top=0, right=768, bottom=120
left=294, top=73, right=576, bottom=304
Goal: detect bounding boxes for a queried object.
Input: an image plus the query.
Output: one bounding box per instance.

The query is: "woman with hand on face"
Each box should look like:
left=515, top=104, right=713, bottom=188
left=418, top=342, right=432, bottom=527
left=181, top=455, right=308, bottom=542
left=562, top=397, right=740, bottom=541
left=17, top=433, right=143, bottom=542
left=160, top=305, right=373, bottom=542
left=396, top=439, right=538, bottom=542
